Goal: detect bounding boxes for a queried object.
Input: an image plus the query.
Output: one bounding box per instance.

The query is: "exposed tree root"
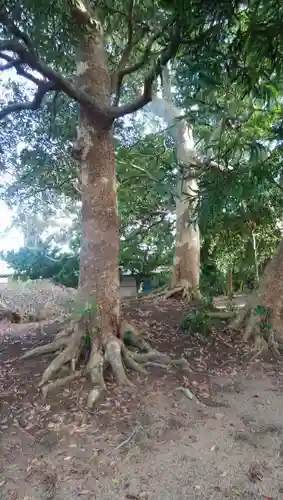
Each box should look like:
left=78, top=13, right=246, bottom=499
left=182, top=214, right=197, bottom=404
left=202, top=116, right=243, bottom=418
left=150, top=284, right=201, bottom=301
left=22, top=316, right=190, bottom=408
left=42, top=371, right=82, bottom=399
left=22, top=336, right=69, bottom=359
left=267, top=329, right=282, bottom=360
left=121, top=344, right=148, bottom=374
left=229, top=296, right=253, bottom=332
left=119, top=319, right=151, bottom=352
left=177, top=386, right=205, bottom=406
left=130, top=350, right=171, bottom=364
left=164, top=286, right=185, bottom=299
left=105, top=336, right=134, bottom=387
left=170, top=357, right=192, bottom=370
left=54, top=321, right=74, bottom=339
left=207, top=311, right=235, bottom=320
left=87, top=388, right=104, bottom=409
left=231, top=295, right=283, bottom=361
left=86, top=344, right=106, bottom=388
left=246, top=345, right=267, bottom=365
left=143, top=361, right=169, bottom=369
left=40, top=324, right=85, bottom=386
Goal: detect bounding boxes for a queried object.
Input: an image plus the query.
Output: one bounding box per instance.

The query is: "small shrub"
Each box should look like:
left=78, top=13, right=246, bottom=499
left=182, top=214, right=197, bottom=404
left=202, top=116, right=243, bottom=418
left=180, top=309, right=210, bottom=335
left=180, top=295, right=216, bottom=335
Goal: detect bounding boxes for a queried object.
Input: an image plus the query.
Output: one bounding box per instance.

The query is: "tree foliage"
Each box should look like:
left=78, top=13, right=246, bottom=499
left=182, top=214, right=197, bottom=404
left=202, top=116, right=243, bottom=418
left=1, top=0, right=283, bottom=294
left=1, top=244, right=79, bottom=287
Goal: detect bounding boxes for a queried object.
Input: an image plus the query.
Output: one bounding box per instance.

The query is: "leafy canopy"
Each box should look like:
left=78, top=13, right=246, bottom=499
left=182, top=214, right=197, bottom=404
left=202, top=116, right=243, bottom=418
left=1, top=0, right=283, bottom=291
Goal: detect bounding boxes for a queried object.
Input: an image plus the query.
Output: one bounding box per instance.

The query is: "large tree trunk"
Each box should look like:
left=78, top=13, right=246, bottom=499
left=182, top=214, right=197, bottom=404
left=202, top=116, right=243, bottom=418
left=232, top=238, right=283, bottom=359
left=69, top=7, right=128, bottom=397
left=151, top=67, right=200, bottom=299
left=22, top=4, right=184, bottom=407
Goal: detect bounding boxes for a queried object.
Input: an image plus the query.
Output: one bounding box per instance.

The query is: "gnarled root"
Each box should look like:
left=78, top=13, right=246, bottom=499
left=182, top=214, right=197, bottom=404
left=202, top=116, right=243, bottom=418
left=151, top=283, right=201, bottom=301
left=229, top=300, right=252, bottom=332
left=165, top=285, right=201, bottom=301
left=121, top=344, right=148, bottom=374
left=22, top=336, right=69, bottom=359
left=22, top=317, right=191, bottom=408
left=245, top=338, right=268, bottom=365
left=231, top=298, right=283, bottom=361
left=42, top=371, right=82, bottom=399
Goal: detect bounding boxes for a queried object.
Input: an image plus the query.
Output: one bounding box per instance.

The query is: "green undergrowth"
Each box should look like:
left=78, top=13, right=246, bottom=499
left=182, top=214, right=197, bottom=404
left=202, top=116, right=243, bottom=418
left=180, top=295, right=225, bottom=336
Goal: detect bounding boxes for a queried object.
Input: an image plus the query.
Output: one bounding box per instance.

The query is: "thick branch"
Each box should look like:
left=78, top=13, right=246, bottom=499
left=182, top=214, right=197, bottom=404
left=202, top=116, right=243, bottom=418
left=0, top=39, right=110, bottom=122
left=0, top=52, right=42, bottom=85
left=0, top=52, right=18, bottom=70
left=0, top=7, right=36, bottom=53
left=118, top=25, right=169, bottom=82
left=111, top=2, right=169, bottom=106
left=110, top=32, right=181, bottom=119
left=0, top=61, right=14, bottom=70
left=0, top=7, right=180, bottom=122
left=0, top=81, right=55, bottom=119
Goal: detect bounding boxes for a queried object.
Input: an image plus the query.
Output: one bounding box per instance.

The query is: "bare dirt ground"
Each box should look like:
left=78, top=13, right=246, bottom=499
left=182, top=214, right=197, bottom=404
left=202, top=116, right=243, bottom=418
left=1, top=295, right=283, bottom=500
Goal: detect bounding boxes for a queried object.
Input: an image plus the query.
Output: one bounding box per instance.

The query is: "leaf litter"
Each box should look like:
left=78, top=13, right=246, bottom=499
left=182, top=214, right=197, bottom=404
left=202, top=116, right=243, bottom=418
left=0, top=295, right=283, bottom=498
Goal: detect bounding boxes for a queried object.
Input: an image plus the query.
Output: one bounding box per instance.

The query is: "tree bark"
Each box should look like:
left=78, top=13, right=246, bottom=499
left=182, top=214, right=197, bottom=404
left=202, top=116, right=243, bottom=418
left=21, top=5, right=185, bottom=406
left=251, top=231, right=259, bottom=287
left=71, top=8, right=120, bottom=338
left=227, top=267, right=233, bottom=298
left=151, top=66, right=200, bottom=299
left=23, top=7, right=129, bottom=400
left=232, top=237, right=283, bottom=358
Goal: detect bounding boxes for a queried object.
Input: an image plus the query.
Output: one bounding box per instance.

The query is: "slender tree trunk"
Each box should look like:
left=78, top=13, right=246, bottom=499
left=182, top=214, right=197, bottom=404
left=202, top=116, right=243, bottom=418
left=251, top=231, right=259, bottom=287
left=227, top=267, right=233, bottom=298
left=151, top=67, right=200, bottom=299
left=232, top=238, right=283, bottom=358
left=170, top=152, right=200, bottom=296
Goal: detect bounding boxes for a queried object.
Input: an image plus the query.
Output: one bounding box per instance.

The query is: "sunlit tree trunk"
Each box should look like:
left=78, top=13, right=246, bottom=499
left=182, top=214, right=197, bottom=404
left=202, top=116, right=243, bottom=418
left=151, top=66, right=200, bottom=299
left=251, top=231, right=259, bottom=287
left=227, top=267, right=233, bottom=298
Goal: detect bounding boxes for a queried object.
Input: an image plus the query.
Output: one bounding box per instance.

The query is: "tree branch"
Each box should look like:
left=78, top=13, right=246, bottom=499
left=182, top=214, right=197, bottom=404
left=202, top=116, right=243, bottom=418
left=119, top=0, right=135, bottom=67
left=0, top=5, right=180, bottom=123
left=0, top=60, right=15, bottom=70
left=111, top=0, right=137, bottom=105
left=112, top=19, right=175, bottom=107
left=118, top=23, right=174, bottom=81
left=109, top=32, right=181, bottom=119
left=0, top=51, right=19, bottom=70
left=0, top=52, right=42, bottom=85
left=0, top=7, right=36, bottom=54
left=123, top=212, right=171, bottom=243
left=0, top=81, right=56, bottom=119
left=0, top=38, right=110, bottom=122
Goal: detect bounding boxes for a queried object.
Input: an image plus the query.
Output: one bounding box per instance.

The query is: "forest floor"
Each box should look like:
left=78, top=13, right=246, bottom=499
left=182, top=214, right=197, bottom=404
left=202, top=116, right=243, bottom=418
left=1, top=294, right=283, bottom=500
